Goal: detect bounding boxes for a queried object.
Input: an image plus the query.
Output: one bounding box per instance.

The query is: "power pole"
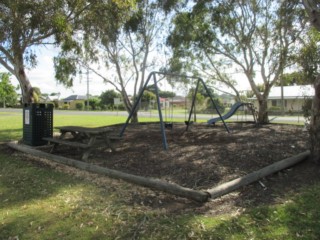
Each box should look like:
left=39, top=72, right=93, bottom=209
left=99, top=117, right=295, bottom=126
left=86, top=68, right=90, bottom=111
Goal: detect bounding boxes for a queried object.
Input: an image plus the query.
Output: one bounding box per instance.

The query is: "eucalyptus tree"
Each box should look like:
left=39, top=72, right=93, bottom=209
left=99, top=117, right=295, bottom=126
left=0, top=0, right=84, bottom=103
left=0, top=0, right=133, bottom=104
left=168, top=0, right=305, bottom=123
left=55, top=0, right=171, bottom=122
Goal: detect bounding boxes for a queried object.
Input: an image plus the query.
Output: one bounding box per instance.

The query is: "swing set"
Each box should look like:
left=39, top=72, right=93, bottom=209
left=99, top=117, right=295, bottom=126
left=119, top=71, right=229, bottom=150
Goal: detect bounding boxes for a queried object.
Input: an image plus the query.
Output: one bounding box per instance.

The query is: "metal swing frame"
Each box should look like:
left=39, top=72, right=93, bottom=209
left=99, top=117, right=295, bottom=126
left=119, top=71, right=229, bottom=150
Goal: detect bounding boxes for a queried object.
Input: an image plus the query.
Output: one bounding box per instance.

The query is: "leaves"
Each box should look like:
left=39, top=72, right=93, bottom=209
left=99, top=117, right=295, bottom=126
left=168, top=0, right=306, bottom=123
left=0, top=72, right=17, bottom=107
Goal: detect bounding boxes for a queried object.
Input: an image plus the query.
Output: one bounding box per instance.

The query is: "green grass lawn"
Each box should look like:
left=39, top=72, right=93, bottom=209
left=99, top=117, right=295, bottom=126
left=1, top=152, right=320, bottom=239
left=0, top=111, right=160, bottom=142
left=0, top=111, right=319, bottom=239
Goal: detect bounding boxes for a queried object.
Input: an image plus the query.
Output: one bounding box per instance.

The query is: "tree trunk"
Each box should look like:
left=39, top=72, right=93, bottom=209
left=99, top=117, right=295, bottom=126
left=131, top=111, right=138, bottom=123
left=257, top=98, right=269, bottom=124
left=310, top=76, right=320, bottom=164
left=121, top=90, right=139, bottom=123
left=303, top=0, right=320, bottom=31
left=302, top=0, right=320, bottom=164
left=14, top=58, right=34, bottom=104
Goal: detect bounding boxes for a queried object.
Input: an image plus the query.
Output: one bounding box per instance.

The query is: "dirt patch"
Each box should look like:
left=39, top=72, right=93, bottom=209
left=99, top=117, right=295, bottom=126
left=4, top=122, right=320, bottom=215
left=49, top=122, right=310, bottom=188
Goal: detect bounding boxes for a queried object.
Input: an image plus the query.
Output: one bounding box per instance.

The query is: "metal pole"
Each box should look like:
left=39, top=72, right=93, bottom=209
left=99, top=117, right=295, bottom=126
left=186, top=79, right=200, bottom=131
left=86, top=69, right=90, bottom=111
left=119, top=73, right=153, bottom=137
left=280, top=76, right=285, bottom=115
left=199, top=78, right=230, bottom=133
left=153, top=74, right=168, bottom=150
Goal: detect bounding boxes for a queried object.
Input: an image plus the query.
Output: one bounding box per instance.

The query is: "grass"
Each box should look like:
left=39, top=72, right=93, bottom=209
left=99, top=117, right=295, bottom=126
left=0, top=111, right=160, bottom=142
left=1, top=152, right=320, bottom=239
left=0, top=110, right=319, bottom=239
left=0, top=110, right=204, bottom=142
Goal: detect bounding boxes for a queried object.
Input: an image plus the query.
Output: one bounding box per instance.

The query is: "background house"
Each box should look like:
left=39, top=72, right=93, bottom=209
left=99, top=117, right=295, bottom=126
left=61, top=95, right=87, bottom=109
left=250, top=85, right=313, bottom=113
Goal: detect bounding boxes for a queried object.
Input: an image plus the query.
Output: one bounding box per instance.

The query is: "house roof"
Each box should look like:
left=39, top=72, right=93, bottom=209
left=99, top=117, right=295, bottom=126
left=63, top=95, right=87, bottom=101
left=268, top=85, right=313, bottom=100
left=249, top=85, right=314, bottom=100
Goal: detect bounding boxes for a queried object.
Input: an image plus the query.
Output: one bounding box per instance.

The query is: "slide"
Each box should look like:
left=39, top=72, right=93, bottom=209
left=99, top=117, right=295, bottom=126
left=208, top=102, right=245, bottom=124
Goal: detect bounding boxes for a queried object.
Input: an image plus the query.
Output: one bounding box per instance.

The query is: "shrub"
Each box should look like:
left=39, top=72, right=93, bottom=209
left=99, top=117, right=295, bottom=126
left=75, top=102, right=84, bottom=110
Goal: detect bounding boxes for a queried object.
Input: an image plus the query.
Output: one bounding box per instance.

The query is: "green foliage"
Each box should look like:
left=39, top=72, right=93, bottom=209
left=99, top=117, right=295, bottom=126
left=159, top=0, right=184, bottom=14
left=145, top=85, right=176, bottom=98
left=124, top=8, right=143, bottom=32
left=141, top=90, right=156, bottom=102
left=89, top=97, right=100, bottom=110
left=276, top=72, right=307, bottom=86
left=296, top=28, right=320, bottom=84
left=54, top=0, right=168, bottom=122
left=75, top=102, right=84, bottom=111
left=63, top=104, right=69, bottom=110
left=186, top=85, right=225, bottom=113
left=53, top=0, right=135, bottom=88
left=302, top=97, right=313, bottom=121
left=256, top=84, right=265, bottom=92
left=53, top=57, right=77, bottom=88
left=205, top=97, right=225, bottom=114
left=168, top=0, right=305, bottom=123
left=0, top=0, right=91, bottom=103
left=0, top=72, right=18, bottom=107
left=159, top=90, right=176, bottom=98
left=100, top=90, right=121, bottom=109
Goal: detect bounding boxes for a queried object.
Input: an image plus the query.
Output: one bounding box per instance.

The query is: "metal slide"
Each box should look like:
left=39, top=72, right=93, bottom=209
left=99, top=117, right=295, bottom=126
left=207, top=102, right=245, bottom=124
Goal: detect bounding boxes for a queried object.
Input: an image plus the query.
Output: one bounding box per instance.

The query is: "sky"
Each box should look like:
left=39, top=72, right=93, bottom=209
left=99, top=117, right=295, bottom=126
left=2, top=46, right=108, bottom=99
left=1, top=45, right=251, bottom=100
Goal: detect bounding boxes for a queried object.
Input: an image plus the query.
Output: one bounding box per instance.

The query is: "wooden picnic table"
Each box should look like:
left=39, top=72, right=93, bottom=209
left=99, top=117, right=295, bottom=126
left=43, top=126, right=122, bottom=161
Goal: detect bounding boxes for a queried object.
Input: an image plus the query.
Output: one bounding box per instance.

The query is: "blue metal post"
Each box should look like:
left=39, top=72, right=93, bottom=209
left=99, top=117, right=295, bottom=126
left=186, top=79, right=200, bottom=131
left=199, top=78, right=230, bottom=133
left=153, top=73, right=168, bottom=150
left=119, top=73, right=153, bottom=137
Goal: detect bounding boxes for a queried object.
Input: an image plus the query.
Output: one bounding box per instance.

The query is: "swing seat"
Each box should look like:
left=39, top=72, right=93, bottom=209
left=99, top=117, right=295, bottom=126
left=164, top=123, right=173, bottom=129
left=184, top=121, right=193, bottom=126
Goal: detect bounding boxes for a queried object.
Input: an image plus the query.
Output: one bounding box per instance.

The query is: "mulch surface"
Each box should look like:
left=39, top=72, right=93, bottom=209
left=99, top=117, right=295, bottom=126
left=4, top=122, right=320, bottom=215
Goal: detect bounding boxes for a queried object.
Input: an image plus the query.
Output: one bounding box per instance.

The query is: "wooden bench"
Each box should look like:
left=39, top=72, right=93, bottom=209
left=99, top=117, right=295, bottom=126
left=43, top=126, right=123, bottom=161
left=42, top=137, right=90, bottom=149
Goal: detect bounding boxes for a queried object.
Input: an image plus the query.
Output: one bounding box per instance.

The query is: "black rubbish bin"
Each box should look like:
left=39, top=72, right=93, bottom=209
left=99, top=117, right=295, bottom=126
left=23, top=103, right=53, bottom=146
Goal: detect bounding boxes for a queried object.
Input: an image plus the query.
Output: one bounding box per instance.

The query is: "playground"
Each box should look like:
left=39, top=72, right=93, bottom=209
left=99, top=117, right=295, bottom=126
left=26, top=121, right=309, bottom=203
left=7, top=72, right=312, bottom=203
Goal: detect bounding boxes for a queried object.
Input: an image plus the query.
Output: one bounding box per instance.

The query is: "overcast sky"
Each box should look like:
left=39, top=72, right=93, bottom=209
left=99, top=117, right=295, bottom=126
left=1, top=45, right=251, bottom=100
left=1, top=46, right=108, bottom=99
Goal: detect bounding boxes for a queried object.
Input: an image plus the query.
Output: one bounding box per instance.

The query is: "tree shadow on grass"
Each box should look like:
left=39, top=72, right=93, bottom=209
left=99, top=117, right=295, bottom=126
left=0, top=152, right=80, bottom=209
left=0, top=128, right=22, bottom=142
left=197, top=182, right=320, bottom=239
left=1, top=143, right=320, bottom=239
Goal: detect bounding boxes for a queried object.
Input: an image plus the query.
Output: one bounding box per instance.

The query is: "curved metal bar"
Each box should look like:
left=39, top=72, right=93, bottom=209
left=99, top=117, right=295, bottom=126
left=119, top=71, right=230, bottom=151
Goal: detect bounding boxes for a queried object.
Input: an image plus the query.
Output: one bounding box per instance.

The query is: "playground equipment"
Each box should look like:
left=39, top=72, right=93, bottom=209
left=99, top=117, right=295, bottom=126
left=207, top=102, right=257, bottom=124
left=119, top=71, right=229, bottom=150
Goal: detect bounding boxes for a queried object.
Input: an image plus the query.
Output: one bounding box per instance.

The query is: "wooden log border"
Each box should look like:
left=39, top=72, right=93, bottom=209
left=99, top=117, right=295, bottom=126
left=7, top=142, right=209, bottom=202
left=7, top=142, right=310, bottom=202
left=207, top=151, right=310, bottom=198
